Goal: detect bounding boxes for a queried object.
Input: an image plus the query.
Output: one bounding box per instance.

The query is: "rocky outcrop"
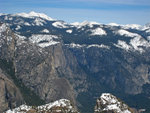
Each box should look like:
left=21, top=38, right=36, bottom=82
left=5, top=99, right=78, bottom=113
left=94, top=93, right=135, bottom=113
left=0, top=69, right=23, bottom=113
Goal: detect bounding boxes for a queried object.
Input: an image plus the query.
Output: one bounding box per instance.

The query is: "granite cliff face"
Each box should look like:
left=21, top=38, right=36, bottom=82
left=0, top=23, right=87, bottom=111
left=0, top=12, right=150, bottom=113
left=0, top=69, right=23, bottom=113
left=14, top=36, right=88, bottom=106
left=68, top=45, right=150, bottom=94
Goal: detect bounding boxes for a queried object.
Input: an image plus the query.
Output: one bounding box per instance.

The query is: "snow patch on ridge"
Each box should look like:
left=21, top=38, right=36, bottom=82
left=114, top=40, right=131, bottom=51
left=52, top=21, right=69, bottom=28
left=67, top=43, right=86, bottom=48
left=115, top=29, right=140, bottom=38
left=71, top=21, right=100, bottom=28
left=66, top=29, right=72, bottom=33
left=66, top=43, right=110, bottom=49
left=87, top=44, right=110, bottom=49
left=29, top=35, right=60, bottom=48
left=15, top=25, right=21, bottom=30
left=33, top=18, right=46, bottom=26
left=130, top=36, right=150, bottom=52
left=90, top=28, right=107, bottom=36
left=114, top=36, right=150, bottom=53
left=24, top=22, right=31, bottom=26
left=41, top=29, right=49, bottom=33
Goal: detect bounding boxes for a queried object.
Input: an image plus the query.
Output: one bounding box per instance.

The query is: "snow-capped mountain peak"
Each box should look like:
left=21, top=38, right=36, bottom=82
left=13, top=11, right=54, bottom=21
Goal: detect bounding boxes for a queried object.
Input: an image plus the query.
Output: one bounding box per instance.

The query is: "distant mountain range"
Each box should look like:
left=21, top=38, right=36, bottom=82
left=0, top=11, right=150, bottom=113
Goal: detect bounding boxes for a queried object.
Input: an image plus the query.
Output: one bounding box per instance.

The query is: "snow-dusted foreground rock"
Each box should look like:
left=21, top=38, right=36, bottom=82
left=5, top=93, right=140, bottom=113
left=94, top=93, right=135, bottom=113
left=5, top=99, right=78, bottom=113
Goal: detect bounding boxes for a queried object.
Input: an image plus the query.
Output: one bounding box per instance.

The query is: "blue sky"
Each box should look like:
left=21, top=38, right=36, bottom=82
left=0, top=0, right=150, bottom=25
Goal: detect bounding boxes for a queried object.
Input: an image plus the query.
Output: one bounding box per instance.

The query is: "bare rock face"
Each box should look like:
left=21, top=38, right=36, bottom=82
left=0, top=69, right=23, bottom=113
left=14, top=42, right=87, bottom=106
left=0, top=23, right=16, bottom=61
left=94, top=93, right=136, bottom=113
left=68, top=46, right=150, bottom=95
